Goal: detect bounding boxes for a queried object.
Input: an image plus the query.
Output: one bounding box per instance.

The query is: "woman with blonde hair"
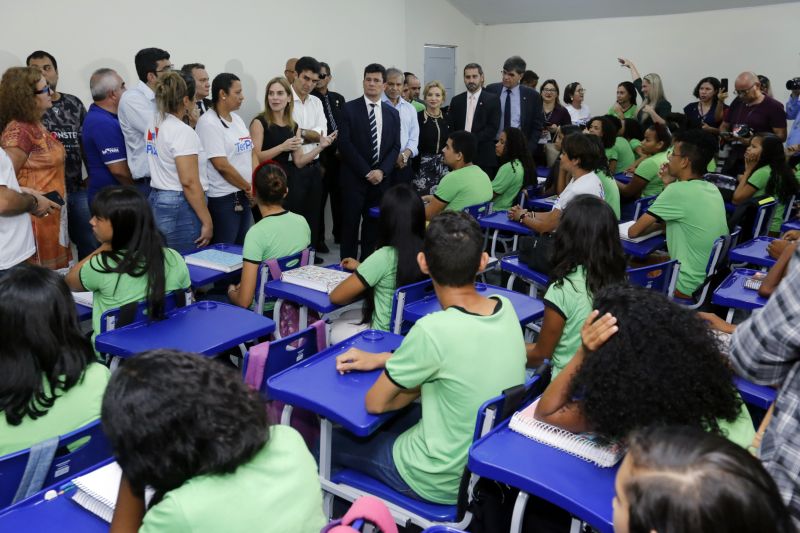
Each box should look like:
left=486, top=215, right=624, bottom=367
left=0, top=66, right=70, bottom=269
left=146, top=71, right=213, bottom=252
left=618, top=58, right=671, bottom=130
left=413, top=80, right=450, bottom=195
left=248, top=77, right=335, bottom=222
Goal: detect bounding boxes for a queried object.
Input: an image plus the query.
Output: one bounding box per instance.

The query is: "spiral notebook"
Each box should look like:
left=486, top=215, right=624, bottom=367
left=280, top=265, right=350, bottom=294
left=184, top=249, right=243, bottom=273
left=71, top=462, right=154, bottom=523
left=619, top=220, right=663, bottom=243
left=508, top=399, right=626, bottom=467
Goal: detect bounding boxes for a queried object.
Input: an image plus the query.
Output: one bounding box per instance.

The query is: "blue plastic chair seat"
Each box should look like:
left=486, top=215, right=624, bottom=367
left=500, top=255, right=549, bottom=286
left=331, top=469, right=458, bottom=522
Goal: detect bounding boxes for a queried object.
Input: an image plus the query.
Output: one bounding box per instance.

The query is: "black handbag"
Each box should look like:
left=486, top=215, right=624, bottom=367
left=518, top=233, right=555, bottom=274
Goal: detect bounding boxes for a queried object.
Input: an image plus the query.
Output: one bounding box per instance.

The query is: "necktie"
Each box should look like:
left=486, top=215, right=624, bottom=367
left=197, top=100, right=205, bottom=115
left=324, top=94, right=337, bottom=132
left=369, top=103, right=379, bottom=167
left=465, top=94, right=477, bottom=132
left=504, top=89, right=512, bottom=131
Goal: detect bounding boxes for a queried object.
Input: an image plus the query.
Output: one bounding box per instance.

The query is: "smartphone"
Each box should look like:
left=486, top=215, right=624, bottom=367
left=43, top=190, right=65, bottom=206
left=720, top=78, right=728, bottom=92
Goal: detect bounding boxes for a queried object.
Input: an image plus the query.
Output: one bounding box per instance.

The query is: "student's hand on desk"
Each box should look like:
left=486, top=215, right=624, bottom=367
left=508, top=205, right=525, bottom=221
left=767, top=239, right=793, bottom=260
left=580, top=310, right=618, bottom=352
left=340, top=258, right=360, bottom=271
left=697, top=311, right=735, bottom=334
left=781, top=229, right=800, bottom=242
left=336, top=348, right=384, bottom=374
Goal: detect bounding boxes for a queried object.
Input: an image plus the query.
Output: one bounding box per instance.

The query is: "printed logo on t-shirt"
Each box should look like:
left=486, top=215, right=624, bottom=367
left=101, top=147, right=121, bottom=156
left=235, top=136, right=253, bottom=154
left=146, top=127, right=159, bottom=156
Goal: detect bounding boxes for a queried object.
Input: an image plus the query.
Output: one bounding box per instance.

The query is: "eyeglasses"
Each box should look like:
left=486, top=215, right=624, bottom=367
left=155, top=65, right=174, bottom=74
left=668, top=151, right=685, bottom=158
left=318, top=73, right=328, bottom=80
left=576, top=89, right=586, bottom=94
left=735, top=84, right=755, bottom=96
left=33, top=85, right=51, bottom=95
left=541, top=88, right=557, bottom=93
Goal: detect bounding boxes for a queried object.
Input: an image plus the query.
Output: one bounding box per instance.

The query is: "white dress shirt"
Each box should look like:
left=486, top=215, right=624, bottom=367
left=291, top=86, right=327, bottom=159
left=382, top=93, right=418, bottom=157
left=465, top=88, right=482, bottom=132
left=363, top=95, right=383, bottom=157
left=118, top=80, right=157, bottom=180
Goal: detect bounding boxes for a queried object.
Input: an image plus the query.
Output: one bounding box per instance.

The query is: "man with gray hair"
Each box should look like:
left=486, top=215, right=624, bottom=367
left=382, top=67, right=419, bottom=184
left=485, top=55, right=544, bottom=154
left=82, top=68, right=134, bottom=206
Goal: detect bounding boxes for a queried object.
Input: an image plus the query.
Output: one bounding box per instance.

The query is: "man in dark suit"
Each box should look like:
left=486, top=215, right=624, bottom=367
left=448, top=63, right=501, bottom=176
left=485, top=55, right=544, bottom=155
left=181, top=63, right=213, bottom=115
left=338, top=63, right=401, bottom=261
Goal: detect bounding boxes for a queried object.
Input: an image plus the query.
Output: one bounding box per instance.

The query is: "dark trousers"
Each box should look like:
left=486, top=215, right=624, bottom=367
left=285, top=163, right=324, bottom=251
left=68, top=188, right=98, bottom=259
left=207, top=191, right=253, bottom=245
left=319, top=149, right=343, bottom=244
left=340, top=177, right=386, bottom=261
left=392, top=164, right=414, bottom=186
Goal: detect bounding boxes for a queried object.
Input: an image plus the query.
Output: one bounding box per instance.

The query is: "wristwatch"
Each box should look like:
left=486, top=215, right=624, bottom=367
left=402, top=151, right=409, bottom=164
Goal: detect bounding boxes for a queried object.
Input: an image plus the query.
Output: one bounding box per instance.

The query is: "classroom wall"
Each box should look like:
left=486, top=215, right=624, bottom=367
left=478, top=3, right=800, bottom=118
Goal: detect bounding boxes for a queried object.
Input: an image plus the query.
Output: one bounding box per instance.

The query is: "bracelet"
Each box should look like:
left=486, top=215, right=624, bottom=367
left=26, top=193, right=38, bottom=213
left=518, top=211, right=528, bottom=223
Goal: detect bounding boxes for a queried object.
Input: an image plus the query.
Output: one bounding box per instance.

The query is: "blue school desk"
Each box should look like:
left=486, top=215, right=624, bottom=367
left=620, top=234, right=667, bottom=259
left=711, top=268, right=768, bottom=322
left=75, top=303, right=92, bottom=322
left=728, top=237, right=776, bottom=268
left=478, top=211, right=534, bottom=257
left=184, top=243, right=243, bottom=287
left=734, top=376, right=777, bottom=410
left=401, top=283, right=545, bottom=327
left=94, top=301, right=274, bottom=357
left=782, top=220, right=800, bottom=233
left=0, top=487, right=107, bottom=532
left=468, top=418, right=616, bottom=533
left=614, top=172, right=631, bottom=184
left=525, top=195, right=556, bottom=211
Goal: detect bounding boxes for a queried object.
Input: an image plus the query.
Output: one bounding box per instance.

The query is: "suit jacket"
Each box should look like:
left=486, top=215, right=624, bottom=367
left=338, top=97, right=401, bottom=187
left=448, top=90, right=501, bottom=170
left=485, top=82, right=544, bottom=153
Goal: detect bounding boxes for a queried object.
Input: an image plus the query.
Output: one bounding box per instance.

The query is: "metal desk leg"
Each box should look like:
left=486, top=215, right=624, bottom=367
left=725, top=307, right=735, bottom=323
left=273, top=298, right=284, bottom=339
left=319, top=418, right=334, bottom=517
left=491, top=229, right=499, bottom=258
left=506, top=274, right=517, bottom=290
left=510, top=491, right=529, bottom=533
left=280, top=405, right=294, bottom=426
left=300, top=305, right=309, bottom=331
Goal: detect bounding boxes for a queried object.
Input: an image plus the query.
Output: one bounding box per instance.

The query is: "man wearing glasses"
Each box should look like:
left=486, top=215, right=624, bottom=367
left=720, top=71, right=786, bottom=175
left=118, top=47, right=172, bottom=197
left=485, top=55, right=544, bottom=155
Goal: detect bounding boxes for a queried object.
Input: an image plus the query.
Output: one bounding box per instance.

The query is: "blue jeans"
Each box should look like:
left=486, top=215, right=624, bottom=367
left=207, top=191, right=253, bottom=245
left=149, top=189, right=202, bottom=254
left=331, top=404, right=423, bottom=500
left=67, top=189, right=97, bottom=259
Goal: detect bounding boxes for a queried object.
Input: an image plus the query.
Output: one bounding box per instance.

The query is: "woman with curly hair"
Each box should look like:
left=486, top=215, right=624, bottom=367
left=614, top=426, right=793, bottom=533
left=492, top=127, right=535, bottom=210
left=535, top=284, right=755, bottom=447
left=0, top=66, right=70, bottom=269
left=524, top=195, right=627, bottom=377
left=103, top=349, right=326, bottom=533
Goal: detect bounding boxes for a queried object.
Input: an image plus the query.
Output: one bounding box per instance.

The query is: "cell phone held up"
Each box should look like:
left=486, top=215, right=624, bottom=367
left=720, top=78, right=729, bottom=93
left=43, top=190, right=65, bottom=206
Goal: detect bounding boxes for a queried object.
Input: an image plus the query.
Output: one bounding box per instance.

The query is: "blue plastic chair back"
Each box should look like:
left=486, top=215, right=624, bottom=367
left=0, top=420, right=112, bottom=509
left=255, top=248, right=312, bottom=313
left=389, top=278, right=435, bottom=334
left=462, top=201, right=492, bottom=220
left=751, top=198, right=777, bottom=238
left=632, top=194, right=658, bottom=220
left=98, top=289, right=191, bottom=334
left=783, top=194, right=797, bottom=223
left=627, top=259, right=680, bottom=298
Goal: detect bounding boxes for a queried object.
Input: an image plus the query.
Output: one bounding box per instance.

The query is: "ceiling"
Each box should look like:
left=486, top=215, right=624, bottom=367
left=446, top=0, right=799, bottom=25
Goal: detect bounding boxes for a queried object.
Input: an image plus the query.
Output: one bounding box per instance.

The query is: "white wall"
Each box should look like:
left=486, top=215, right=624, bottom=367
left=479, top=3, right=800, bottom=118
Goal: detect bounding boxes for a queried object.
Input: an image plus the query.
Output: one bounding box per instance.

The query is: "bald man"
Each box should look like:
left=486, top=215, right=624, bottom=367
left=721, top=71, right=786, bottom=175
left=284, top=57, right=298, bottom=84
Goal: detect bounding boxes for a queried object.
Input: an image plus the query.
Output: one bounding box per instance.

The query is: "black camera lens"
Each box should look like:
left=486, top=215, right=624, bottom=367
left=787, top=78, right=800, bottom=91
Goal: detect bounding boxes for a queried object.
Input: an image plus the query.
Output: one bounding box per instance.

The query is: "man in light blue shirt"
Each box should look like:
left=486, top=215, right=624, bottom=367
left=485, top=56, right=544, bottom=153
left=787, top=84, right=800, bottom=149
left=383, top=68, right=419, bottom=184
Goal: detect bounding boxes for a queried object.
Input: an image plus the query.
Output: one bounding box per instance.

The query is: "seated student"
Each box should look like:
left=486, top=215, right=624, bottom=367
left=627, top=129, right=728, bottom=299
left=733, top=133, right=800, bottom=234
left=541, top=124, right=582, bottom=197
left=587, top=115, right=621, bottom=173
left=492, top=127, right=535, bottom=211
left=509, top=133, right=605, bottom=234
left=617, top=123, right=671, bottom=200
left=535, top=284, right=755, bottom=449
left=525, top=196, right=626, bottom=378
left=424, top=130, right=493, bottom=220
left=0, top=265, right=110, bottom=456
left=333, top=211, right=526, bottom=504
left=65, top=187, right=191, bottom=347
left=586, top=134, right=622, bottom=219
left=614, top=426, right=793, bottom=533
left=104, top=350, right=326, bottom=533
left=606, top=115, right=637, bottom=173
left=227, top=162, right=310, bottom=309
left=622, top=118, right=645, bottom=167
left=329, top=184, right=426, bottom=343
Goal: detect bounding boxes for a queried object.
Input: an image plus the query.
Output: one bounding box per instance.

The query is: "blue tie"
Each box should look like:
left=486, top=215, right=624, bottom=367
left=369, top=103, right=379, bottom=167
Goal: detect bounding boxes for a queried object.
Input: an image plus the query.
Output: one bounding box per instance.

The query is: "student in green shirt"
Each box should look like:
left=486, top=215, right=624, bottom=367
left=585, top=135, right=621, bottom=219
left=0, top=265, right=110, bottom=457
left=618, top=123, right=672, bottom=201
left=333, top=211, right=526, bottom=504
left=65, top=187, right=191, bottom=347
left=732, top=134, right=800, bottom=234
left=606, top=115, right=637, bottom=173
left=628, top=129, right=728, bottom=298
left=330, top=184, right=426, bottom=342
left=536, top=284, right=755, bottom=450
left=227, top=163, right=311, bottom=309
left=492, top=127, right=535, bottom=211
left=608, top=81, right=638, bottom=122
left=587, top=115, right=622, bottom=173
left=104, top=350, right=326, bottom=533
left=621, top=118, right=646, bottom=173
left=424, top=130, right=493, bottom=219
left=524, top=195, right=626, bottom=378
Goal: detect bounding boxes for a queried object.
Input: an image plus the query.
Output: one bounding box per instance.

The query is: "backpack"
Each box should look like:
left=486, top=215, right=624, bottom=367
left=320, top=496, right=398, bottom=533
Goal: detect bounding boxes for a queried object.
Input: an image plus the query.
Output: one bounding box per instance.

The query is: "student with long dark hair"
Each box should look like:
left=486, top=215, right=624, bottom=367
left=585, top=134, right=621, bottom=219
left=525, top=195, right=627, bottom=377
left=614, top=426, right=793, bottom=533
left=492, top=127, right=535, bottom=210
left=0, top=265, right=109, bottom=456
left=617, top=122, right=672, bottom=200
left=536, top=284, right=755, bottom=448
left=329, top=184, right=426, bottom=343
left=65, top=186, right=190, bottom=347
left=587, top=115, right=621, bottom=173
left=103, top=350, right=325, bottom=532
left=733, top=133, right=800, bottom=233
left=227, top=162, right=310, bottom=309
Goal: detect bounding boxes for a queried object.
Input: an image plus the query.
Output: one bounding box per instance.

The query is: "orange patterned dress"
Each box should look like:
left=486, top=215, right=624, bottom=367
left=1, top=120, right=71, bottom=269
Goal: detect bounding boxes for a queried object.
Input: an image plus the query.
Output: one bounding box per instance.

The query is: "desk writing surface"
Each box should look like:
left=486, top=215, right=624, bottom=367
left=621, top=234, right=667, bottom=259
left=734, top=376, right=776, bottom=411
left=728, top=237, right=776, bottom=268
left=711, top=269, right=768, bottom=311
left=75, top=303, right=92, bottom=322
left=265, top=265, right=347, bottom=314
left=267, top=331, right=404, bottom=437
left=184, top=243, right=243, bottom=287
left=0, top=492, right=108, bottom=532
left=478, top=211, right=533, bottom=235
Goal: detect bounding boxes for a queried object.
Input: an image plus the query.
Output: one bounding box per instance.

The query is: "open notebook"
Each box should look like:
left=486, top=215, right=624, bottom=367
left=619, top=220, right=663, bottom=243
left=280, top=265, right=350, bottom=294
left=72, top=291, right=93, bottom=307
left=71, top=462, right=154, bottom=522
left=509, top=398, right=626, bottom=467
left=184, top=249, right=243, bottom=273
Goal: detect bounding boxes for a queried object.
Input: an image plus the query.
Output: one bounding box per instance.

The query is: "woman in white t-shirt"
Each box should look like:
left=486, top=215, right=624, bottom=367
left=196, top=73, right=254, bottom=245
left=147, top=72, right=213, bottom=253
left=564, top=82, right=591, bottom=127
left=508, top=132, right=604, bottom=234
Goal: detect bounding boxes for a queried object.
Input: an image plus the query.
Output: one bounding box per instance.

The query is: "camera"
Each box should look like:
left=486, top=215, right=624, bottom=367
left=732, top=124, right=752, bottom=138
left=787, top=78, right=800, bottom=91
